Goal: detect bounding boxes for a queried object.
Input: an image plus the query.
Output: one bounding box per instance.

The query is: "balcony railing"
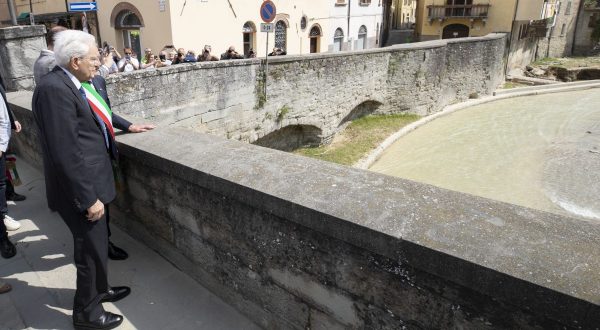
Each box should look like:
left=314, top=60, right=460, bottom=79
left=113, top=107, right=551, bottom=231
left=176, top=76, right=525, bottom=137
left=427, top=4, right=491, bottom=21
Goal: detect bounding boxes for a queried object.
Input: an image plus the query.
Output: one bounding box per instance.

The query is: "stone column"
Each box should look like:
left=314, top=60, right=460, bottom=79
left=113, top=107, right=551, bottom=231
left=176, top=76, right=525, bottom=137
left=0, top=25, right=46, bottom=91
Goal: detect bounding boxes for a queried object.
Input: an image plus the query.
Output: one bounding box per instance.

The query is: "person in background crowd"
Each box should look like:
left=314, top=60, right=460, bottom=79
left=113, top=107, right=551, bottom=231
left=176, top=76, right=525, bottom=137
left=33, top=30, right=130, bottom=329
left=172, top=48, right=186, bottom=65
left=197, top=45, right=219, bottom=62
left=117, top=47, right=139, bottom=72
left=246, top=48, right=257, bottom=58
left=98, top=48, right=118, bottom=77
left=183, top=50, right=197, bottom=63
left=268, top=47, right=287, bottom=56
left=0, top=70, right=17, bottom=260
left=220, top=46, right=244, bottom=60
left=33, top=25, right=67, bottom=84
left=140, top=48, right=156, bottom=69
left=157, top=51, right=172, bottom=67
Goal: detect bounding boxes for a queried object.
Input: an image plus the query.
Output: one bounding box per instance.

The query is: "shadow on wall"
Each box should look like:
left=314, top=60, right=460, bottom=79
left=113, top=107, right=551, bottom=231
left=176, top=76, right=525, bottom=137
left=253, top=125, right=323, bottom=151
left=338, top=100, right=383, bottom=128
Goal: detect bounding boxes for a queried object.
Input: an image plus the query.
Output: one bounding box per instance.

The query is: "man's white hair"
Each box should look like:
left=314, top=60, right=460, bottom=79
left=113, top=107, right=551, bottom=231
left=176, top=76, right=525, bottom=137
left=53, top=30, right=96, bottom=67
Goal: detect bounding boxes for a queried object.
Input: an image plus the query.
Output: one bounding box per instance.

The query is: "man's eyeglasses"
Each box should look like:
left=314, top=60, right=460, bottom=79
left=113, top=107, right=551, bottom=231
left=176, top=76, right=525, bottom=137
left=79, top=56, right=100, bottom=63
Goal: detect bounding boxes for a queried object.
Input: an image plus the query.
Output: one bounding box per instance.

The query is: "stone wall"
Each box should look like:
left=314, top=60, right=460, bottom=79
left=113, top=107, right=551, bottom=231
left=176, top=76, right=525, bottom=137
left=106, top=34, right=505, bottom=150
left=8, top=100, right=600, bottom=329
left=0, top=25, right=45, bottom=91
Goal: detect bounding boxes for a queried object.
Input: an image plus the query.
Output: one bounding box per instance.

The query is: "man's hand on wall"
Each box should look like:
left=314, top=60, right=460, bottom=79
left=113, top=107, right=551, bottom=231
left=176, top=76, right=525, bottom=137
left=128, top=124, right=156, bottom=133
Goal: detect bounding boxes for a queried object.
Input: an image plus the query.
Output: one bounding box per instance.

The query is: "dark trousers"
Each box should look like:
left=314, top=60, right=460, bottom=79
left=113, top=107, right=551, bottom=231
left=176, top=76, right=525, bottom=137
left=0, top=153, right=7, bottom=240
left=57, top=202, right=109, bottom=321
left=5, top=178, right=14, bottom=197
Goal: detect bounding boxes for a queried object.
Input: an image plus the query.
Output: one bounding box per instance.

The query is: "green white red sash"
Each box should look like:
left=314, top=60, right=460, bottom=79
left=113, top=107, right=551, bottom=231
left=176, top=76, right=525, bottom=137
left=81, top=82, right=115, bottom=138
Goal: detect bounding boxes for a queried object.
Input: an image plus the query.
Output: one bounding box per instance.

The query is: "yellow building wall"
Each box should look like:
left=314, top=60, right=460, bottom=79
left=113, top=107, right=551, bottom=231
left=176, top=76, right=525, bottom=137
left=416, top=0, right=518, bottom=40
left=96, top=0, right=174, bottom=57
left=13, top=0, right=67, bottom=15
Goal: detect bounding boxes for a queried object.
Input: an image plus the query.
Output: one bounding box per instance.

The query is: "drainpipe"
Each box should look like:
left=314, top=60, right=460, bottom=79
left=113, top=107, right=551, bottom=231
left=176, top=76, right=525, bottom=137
left=348, top=0, right=352, bottom=50
left=7, top=0, right=17, bottom=25
left=571, top=0, right=585, bottom=55
left=506, top=0, right=520, bottom=74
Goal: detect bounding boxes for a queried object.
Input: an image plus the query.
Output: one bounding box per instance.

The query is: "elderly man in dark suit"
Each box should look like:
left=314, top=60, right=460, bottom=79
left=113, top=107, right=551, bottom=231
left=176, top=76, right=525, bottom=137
left=33, top=30, right=130, bottom=330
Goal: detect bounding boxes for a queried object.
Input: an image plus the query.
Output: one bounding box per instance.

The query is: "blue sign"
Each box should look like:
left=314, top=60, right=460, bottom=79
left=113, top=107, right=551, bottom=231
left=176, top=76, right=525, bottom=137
left=69, top=2, right=97, bottom=12
left=260, top=1, right=276, bottom=23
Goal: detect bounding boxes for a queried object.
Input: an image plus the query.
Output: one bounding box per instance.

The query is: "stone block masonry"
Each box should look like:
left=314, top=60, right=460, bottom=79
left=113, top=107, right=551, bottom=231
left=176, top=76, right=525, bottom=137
left=106, top=34, right=505, bottom=150
left=0, top=25, right=46, bottom=91
left=9, top=94, right=600, bottom=329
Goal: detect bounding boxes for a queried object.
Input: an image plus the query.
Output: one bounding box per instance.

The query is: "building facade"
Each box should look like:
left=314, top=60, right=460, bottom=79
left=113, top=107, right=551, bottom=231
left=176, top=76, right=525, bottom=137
left=535, top=0, right=582, bottom=59
left=574, top=0, right=600, bottom=55
left=392, top=0, right=417, bottom=29
left=328, top=0, right=385, bottom=52
left=95, top=0, right=383, bottom=58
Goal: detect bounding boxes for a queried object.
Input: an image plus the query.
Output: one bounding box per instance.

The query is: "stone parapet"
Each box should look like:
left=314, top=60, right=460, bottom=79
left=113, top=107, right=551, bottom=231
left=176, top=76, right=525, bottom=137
left=0, top=25, right=46, bottom=91
left=8, top=98, right=600, bottom=329
left=105, top=34, right=506, bottom=150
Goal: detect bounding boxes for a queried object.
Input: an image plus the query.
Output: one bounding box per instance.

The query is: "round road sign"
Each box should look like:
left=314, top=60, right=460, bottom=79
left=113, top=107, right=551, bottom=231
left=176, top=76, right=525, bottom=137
left=260, top=1, right=276, bottom=23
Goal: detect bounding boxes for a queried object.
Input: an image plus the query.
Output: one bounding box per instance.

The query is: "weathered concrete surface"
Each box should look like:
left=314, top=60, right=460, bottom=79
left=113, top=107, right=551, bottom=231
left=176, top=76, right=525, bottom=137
left=105, top=34, right=506, bottom=150
left=9, top=89, right=600, bottom=330
left=0, top=25, right=46, bottom=91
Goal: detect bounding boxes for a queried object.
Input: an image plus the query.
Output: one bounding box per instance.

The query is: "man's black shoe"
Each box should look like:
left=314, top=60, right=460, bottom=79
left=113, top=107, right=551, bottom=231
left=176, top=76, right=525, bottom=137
left=73, top=311, right=123, bottom=330
left=108, top=241, right=128, bottom=260
left=6, top=192, right=26, bottom=202
left=0, top=239, right=16, bottom=259
left=100, top=286, right=131, bottom=303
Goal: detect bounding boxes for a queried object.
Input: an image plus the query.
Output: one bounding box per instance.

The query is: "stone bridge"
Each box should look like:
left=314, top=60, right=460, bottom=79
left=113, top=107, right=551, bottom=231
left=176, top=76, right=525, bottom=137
left=106, top=34, right=505, bottom=150
left=4, top=26, right=599, bottom=329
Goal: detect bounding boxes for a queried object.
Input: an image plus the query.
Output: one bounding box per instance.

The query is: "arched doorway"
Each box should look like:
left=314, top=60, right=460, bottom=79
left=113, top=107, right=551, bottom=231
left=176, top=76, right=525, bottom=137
left=243, top=21, right=256, bottom=56
left=275, top=20, right=287, bottom=51
left=309, top=25, right=322, bottom=53
left=111, top=4, right=144, bottom=59
left=442, top=24, right=469, bottom=39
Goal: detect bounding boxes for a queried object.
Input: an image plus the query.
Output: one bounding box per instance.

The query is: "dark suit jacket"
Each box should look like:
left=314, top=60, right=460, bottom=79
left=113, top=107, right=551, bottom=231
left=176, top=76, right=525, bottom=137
left=33, top=67, right=116, bottom=213
left=91, top=75, right=132, bottom=132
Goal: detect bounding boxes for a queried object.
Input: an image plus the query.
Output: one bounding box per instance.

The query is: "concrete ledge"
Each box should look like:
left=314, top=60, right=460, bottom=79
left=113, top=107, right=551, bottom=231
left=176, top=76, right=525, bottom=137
left=0, top=25, right=46, bottom=40
left=9, top=94, right=600, bottom=328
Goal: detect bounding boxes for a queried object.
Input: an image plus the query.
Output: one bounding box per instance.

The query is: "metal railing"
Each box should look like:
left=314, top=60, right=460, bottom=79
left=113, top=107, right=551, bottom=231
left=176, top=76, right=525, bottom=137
left=427, top=4, right=491, bottom=20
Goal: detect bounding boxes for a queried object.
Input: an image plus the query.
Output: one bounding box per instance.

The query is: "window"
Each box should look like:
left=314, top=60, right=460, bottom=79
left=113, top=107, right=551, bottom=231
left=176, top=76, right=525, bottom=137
left=560, top=23, right=566, bottom=36
left=335, top=0, right=347, bottom=5
left=334, top=28, right=344, bottom=52
left=275, top=20, right=287, bottom=50
left=357, top=25, right=367, bottom=50
left=445, top=0, right=474, bottom=17
left=359, top=0, right=371, bottom=5
left=243, top=22, right=256, bottom=57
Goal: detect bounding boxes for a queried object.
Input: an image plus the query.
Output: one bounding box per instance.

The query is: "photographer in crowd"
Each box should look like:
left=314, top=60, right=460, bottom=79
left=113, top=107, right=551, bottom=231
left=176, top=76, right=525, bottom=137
left=117, top=47, right=139, bottom=72
left=220, top=46, right=244, bottom=60
left=197, top=45, right=218, bottom=62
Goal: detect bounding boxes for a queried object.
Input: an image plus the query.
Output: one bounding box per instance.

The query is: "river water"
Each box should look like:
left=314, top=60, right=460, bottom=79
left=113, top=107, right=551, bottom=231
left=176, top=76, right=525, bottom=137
left=369, top=89, right=600, bottom=221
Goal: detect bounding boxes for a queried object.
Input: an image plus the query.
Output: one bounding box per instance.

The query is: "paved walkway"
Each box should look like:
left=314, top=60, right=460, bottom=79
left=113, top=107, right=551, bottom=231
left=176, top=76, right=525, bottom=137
left=0, top=160, right=259, bottom=330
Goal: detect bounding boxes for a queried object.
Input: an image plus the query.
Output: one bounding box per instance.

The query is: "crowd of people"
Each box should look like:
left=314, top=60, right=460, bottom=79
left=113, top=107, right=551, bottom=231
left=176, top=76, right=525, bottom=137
left=96, top=43, right=287, bottom=76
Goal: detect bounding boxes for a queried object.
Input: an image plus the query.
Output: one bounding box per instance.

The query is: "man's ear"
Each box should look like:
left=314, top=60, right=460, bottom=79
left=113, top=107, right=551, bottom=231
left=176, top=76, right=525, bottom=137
left=70, top=57, right=80, bottom=71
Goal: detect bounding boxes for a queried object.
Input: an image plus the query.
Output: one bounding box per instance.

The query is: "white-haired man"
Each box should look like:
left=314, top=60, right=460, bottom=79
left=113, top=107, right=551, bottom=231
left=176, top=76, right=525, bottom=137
left=33, top=30, right=129, bottom=330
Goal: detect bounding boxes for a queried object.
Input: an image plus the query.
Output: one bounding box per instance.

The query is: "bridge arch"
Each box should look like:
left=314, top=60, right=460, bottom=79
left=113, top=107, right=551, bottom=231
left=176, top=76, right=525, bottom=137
left=253, top=125, right=323, bottom=151
left=338, top=100, right=384, bottom=128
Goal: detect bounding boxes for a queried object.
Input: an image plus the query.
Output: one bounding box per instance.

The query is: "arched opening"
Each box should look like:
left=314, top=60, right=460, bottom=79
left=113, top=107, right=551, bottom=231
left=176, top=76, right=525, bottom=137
left=243, top=21, right=256, bottom=57
left=253, top=125, right=323, bottom=151
left=338, top=101, right=383, bottom=127
left=275, top=20, right=288, bottom=51
left=357, top=25, right=367, bottom=50
left=309, top=25, right=322, bottom=53
left=111, top=3, right=144, bottom=59
left=442, top=24, right=469, bottom=39
left=333, top=28, right=344, bottom=52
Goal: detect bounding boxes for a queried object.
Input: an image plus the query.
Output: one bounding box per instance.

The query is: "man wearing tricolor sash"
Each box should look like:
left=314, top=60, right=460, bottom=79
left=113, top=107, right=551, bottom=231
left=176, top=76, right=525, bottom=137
left=33, top=30, right=131, bottom=330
